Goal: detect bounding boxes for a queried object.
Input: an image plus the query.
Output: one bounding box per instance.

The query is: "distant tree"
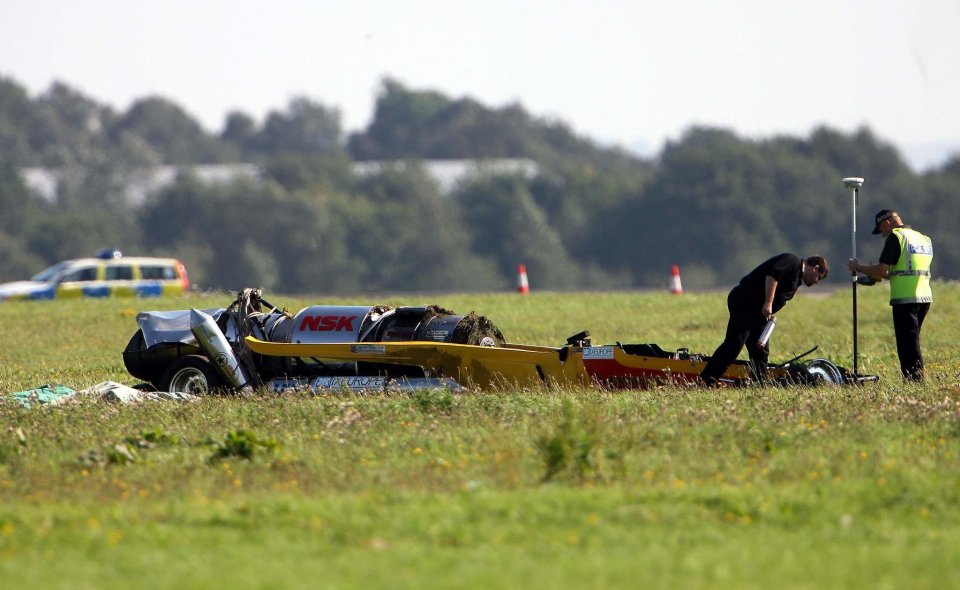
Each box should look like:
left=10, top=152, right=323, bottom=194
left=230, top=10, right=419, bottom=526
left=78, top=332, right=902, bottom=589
left=138, top=174, right=375, bottom=293
left=348, top=79, right=449, bottom=159
left=25, top=82, right=116, bottom=168
left=621, top=127, right=785, bottom=284
left=252, top=97, right=342, bottom=156
left=0, top=154, right=49, bottom=279
left=351, top=164, right=505, bottom=291
left=919, top=161, right=960, bottom=281
left=453, top=174, right=582, bottom=289
left=529, top=157, right=652, bottom=277
left=261, top=152, right=355, bottom=194
left=806, top=126, right=912, bottom=184
left=0, top=76, right=34, bottom=165
left=220, top=111, right=256, bottom=145
left=109, top=96, right=227, bottom=163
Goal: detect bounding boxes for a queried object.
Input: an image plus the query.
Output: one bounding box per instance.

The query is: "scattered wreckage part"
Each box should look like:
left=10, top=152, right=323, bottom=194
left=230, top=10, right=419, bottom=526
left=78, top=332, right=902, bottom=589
left=189, top=309, right=250, bottom=389
left=773, top=345, right=820, bottom=368
left=803, top=358, right=843, bottom=385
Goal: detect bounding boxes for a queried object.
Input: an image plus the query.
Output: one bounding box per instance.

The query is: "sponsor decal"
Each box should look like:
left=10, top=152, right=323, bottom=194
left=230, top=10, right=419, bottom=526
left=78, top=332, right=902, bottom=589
left=267, top=378, right=307, bottom=393
left=214, top=352, right=242, bottom=381
left=351, top=344, right=386, bottom=354
left=311, top=376, right=387, bottom=390
left=214, top=352, right=232, bottom=371
left=582, top=346, right=615, bottom=360
left=299, top=315, right=359, bottom=331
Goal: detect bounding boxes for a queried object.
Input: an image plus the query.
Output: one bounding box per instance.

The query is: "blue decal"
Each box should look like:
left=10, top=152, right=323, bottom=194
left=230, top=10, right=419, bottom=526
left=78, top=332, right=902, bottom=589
left=31, top=287, right=57, bottom=300
left=136, top=284, right=164, bottom=297
left=83, top=285, right=111, bottom=298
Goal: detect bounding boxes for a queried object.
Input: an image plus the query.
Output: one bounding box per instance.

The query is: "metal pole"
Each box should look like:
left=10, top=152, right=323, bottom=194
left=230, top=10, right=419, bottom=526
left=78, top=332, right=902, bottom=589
left=843, top=177, right=864, bottom=376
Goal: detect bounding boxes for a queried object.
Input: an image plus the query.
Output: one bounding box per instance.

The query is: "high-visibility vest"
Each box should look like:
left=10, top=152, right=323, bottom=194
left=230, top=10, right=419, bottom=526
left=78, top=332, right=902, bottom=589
left=889, top=227, right=933, bottom=305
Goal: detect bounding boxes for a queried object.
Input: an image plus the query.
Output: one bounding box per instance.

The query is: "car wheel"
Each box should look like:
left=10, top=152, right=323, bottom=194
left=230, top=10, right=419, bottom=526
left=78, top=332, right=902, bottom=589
left=160, top=355, right=222, bottom=395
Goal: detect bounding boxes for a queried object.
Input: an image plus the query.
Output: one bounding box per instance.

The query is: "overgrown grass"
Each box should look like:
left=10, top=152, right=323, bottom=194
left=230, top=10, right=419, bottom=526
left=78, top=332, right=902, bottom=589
left=1, top=284, right=959, bottom=588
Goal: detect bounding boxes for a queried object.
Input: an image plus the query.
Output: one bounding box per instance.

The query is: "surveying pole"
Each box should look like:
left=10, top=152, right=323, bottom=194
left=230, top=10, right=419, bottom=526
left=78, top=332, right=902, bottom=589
left=843, top=176, right=864, bottom=376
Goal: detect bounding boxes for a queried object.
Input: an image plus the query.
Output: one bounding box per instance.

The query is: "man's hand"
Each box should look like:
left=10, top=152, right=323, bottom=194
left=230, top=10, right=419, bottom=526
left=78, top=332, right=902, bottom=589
left=850, top=259, right=889, bottom=281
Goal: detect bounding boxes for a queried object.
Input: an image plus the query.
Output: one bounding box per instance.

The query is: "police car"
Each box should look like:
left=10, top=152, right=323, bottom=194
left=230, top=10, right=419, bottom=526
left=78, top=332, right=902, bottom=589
left=0, top=250, right=190, bottom=301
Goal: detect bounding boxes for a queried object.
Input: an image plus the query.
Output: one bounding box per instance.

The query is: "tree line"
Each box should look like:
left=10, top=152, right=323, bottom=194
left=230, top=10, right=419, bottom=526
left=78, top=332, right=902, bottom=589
left=1, top=75, right=957, bottom=294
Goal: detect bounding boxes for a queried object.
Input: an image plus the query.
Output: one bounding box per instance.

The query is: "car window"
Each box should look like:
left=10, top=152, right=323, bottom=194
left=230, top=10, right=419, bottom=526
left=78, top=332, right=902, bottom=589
left=31, top=262, right=68, bottom=282
left=105, top=265, right=134, bottom=281
left=141, top=265, right=175, bottom=280
left=60, top=266, right=99, bottom=282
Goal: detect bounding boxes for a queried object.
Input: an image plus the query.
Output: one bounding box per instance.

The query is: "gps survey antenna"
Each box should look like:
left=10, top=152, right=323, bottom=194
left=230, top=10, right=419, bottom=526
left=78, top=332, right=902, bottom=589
left=843, top=176, right=864, bottom=376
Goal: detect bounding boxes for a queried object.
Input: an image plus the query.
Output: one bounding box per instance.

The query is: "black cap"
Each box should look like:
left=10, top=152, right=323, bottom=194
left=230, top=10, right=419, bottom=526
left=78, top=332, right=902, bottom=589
left=872, top=209, right=894, bottom=234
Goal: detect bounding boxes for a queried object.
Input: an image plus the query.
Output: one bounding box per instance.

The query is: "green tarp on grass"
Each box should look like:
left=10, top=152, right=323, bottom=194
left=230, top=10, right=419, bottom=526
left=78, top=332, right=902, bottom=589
left=7, top=384, right=76, bottom=408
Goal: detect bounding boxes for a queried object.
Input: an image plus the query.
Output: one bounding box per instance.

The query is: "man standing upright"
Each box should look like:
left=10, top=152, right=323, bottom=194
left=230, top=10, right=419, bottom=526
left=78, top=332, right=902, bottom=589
left=699, top=253, right=829, bottom=386
left=848, top=210, right=933, bottom=381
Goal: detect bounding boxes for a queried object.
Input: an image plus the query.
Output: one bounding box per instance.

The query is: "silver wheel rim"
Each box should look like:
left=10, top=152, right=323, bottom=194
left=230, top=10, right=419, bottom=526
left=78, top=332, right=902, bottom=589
left=168, top=367, right=210, bottom=394
left=806, top=360, right=842, bottom=385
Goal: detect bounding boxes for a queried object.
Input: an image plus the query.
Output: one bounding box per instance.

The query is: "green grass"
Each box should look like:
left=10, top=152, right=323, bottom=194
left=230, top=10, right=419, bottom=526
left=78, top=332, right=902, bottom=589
left=2, top=284, right=960, bottom=589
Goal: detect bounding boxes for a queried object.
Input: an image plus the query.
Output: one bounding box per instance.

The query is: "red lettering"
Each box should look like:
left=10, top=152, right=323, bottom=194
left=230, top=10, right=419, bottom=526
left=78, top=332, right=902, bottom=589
left=299, top=316, right=321, bottom=331
left=336, top=316, right=357, bottom=331
left=299, top=315, right=360, bottom=332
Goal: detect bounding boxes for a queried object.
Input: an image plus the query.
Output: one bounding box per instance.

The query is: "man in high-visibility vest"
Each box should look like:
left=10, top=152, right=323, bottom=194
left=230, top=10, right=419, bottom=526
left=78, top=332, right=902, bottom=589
left=847, top=209, right=933, bottom=381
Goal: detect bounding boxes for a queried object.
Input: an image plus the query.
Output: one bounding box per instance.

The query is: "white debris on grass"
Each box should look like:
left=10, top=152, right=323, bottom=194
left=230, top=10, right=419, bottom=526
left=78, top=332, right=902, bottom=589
left=78, top=381, right=199, bottom=403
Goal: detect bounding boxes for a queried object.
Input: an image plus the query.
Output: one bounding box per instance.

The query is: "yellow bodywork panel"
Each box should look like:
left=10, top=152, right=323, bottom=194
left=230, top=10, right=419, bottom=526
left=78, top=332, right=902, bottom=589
left=244, top=337, right=768, bottom=390
left=246, top=337, right=591, bottom=390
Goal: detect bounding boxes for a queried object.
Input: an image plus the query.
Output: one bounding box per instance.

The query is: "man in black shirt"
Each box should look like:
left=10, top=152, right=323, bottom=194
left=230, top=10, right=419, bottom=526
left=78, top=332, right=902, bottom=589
left=699, top=253, right=829, bottom=386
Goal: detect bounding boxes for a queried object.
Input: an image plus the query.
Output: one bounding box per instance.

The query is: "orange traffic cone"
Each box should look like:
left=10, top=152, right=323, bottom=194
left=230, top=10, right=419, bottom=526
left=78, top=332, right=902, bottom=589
left=670, top=264, right=683, bottom=294
left=517, top=264, right=530, bottom=294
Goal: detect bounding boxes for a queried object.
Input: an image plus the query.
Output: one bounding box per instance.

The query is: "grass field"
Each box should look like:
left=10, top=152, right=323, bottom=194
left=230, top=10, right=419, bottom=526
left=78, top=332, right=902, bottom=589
left=2, top=283, right=959, bottom=589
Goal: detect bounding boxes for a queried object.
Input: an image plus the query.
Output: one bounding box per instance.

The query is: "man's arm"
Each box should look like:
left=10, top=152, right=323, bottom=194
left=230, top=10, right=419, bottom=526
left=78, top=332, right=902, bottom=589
left=763, top=275, right=777, bottom=316
left=847, top=235, right=898, bottom=282
left=851, top=260, right=889, bottom=281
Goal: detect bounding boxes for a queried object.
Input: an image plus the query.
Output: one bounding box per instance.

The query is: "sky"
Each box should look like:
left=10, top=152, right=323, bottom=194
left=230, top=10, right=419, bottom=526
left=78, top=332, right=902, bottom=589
left=3, top=0, right=960, bottom=171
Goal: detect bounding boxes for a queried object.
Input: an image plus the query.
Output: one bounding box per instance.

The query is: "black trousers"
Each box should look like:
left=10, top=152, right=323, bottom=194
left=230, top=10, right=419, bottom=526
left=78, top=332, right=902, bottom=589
left=892, top=302, right=930, bottom=381
left=700, top=288, right=770, bottom=385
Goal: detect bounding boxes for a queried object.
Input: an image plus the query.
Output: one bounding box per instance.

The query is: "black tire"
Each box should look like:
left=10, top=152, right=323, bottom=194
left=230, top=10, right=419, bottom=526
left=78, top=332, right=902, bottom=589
left=160, top=355, right=222, bottom=395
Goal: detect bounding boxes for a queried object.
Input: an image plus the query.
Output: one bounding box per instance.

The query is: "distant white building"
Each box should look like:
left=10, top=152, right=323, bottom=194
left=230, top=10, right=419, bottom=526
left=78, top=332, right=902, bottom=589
left=351, top=158, right=540, bottom=193
left=20, top=164, right=261, bottom=206
left=20, top=158, right=540, bottom=204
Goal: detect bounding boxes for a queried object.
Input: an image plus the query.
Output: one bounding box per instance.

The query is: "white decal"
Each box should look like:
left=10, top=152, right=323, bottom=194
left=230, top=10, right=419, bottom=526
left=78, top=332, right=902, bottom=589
left=350, top=344, right=386, bottom=354
left=425, top=330, right=449, bottom=342
left=581, top=346, right=615, bottom=359
left=312, top=376, right=387, bottom=390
